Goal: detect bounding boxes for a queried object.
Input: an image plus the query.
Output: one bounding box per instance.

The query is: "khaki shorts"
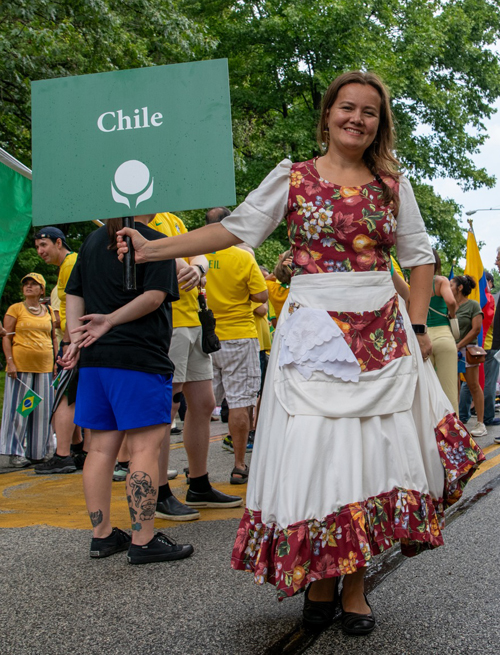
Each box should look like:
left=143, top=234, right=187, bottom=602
left=169, top=326, right=213, bottom=384
left=211, top=338, right=260, bottom=409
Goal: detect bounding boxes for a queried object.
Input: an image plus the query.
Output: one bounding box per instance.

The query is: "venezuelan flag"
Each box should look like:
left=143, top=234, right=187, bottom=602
left=464, top=225, right=488, bottom=346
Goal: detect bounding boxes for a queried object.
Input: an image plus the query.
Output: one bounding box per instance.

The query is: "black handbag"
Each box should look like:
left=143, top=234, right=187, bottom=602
left=198, top=293, right=221, bottom=354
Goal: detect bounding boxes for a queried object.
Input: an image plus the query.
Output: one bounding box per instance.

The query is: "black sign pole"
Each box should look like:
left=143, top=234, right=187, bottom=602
left=122, top=216, right=137, bottom=291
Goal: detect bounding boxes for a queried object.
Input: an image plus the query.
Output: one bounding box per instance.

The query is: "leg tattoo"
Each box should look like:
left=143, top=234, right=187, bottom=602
left=89, top=509, right=103, bottom=528
left=127, top=472, right=157, bottom=531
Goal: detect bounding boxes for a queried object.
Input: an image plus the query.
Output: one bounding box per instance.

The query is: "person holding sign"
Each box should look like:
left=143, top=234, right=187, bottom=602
left=60, top=215, right=193, bottom=564
left=116, top=72, right=483, bottom=632
left=1, top=273, right=57, bottom=467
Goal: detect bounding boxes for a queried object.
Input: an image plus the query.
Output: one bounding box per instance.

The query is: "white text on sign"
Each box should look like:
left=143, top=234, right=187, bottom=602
left=97, top=107, right=163, bottom=132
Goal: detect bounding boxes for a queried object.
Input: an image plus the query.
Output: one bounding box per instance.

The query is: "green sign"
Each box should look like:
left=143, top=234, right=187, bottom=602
left=31, top=59, right=235, bottom=225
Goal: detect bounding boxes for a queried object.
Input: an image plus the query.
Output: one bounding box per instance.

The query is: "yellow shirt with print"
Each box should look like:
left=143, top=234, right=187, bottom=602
left=148, top=213, right=200, bottom=328
left=205, top=247, right=267, bottom=341
left=57, top=251, right=78, bottom=332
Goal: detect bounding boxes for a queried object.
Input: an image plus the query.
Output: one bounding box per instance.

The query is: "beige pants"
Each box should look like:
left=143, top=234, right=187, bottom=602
left=428, top=325, right=459, bottom=414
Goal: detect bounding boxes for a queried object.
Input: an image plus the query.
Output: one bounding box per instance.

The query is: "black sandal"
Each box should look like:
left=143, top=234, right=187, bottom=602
left=340, top=590, right=376, bottom=636
left=230, top=464, right=249, bottom=485
left=303, top=579, right=339, bottom=631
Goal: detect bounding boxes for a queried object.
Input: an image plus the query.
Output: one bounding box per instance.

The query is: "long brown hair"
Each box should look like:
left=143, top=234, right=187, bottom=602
left=106, top=217, right=123, bottom=250
left=317, top=71, right=400, bottom=210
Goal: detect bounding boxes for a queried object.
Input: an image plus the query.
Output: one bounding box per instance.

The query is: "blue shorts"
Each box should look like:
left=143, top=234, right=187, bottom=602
left=75, top=367, right=172, bottom=432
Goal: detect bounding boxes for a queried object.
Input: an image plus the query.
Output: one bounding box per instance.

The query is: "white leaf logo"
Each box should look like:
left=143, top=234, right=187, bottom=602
left=111, top=160, right=154, bottom=209
left=111, top=183, right=130, bottom=208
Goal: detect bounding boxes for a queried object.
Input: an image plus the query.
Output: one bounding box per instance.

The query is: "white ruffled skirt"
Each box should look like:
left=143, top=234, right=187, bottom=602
left=231, top=272, right=484, bottom=599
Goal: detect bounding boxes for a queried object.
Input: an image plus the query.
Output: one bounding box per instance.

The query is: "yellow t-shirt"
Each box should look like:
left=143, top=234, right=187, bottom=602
left=205, top=247, right=267, bottom=341
left=266, top=279, right=289, bottom=319
left=149, top=213, right=200, bottom=328
left=50, top=286, right=64, bottom=345
left=6, top=303, right=54, bottom=373
left=57, top=251, right=78, bottom=333
left=252, top=301, right=272, bottom=352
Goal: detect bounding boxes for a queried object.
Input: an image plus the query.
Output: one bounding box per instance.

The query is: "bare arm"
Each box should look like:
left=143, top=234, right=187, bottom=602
left=176, top=256, right=209, bottom=291
left=250, top=290, right=268, bottom=304
left=435, top=277, right=457, bottom=317
left=456, top=314, right=482, bottom=350
left=2, top=315, right=17, bottom=379
left=69, top=289, right=167, bottom=349
left=254, top=302, right=269, bottom=317
left=408, top=264, right=434, bottom=359
left=117, top=223, right=242, bottom=263
left=392, top=270, right=410, bottom=304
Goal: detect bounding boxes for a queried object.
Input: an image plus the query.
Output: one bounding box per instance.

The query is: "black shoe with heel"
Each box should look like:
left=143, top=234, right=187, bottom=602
left=340, top=590, right=376, bottom=636
left=303, top=579, right=339, bottom=630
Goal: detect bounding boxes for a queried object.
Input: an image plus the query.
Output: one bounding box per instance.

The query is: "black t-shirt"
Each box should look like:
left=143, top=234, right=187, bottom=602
left=66, top=224, right=179, bottom=375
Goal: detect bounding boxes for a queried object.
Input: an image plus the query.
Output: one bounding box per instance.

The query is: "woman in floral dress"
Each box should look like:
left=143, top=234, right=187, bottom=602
left=117, top=71, right=484, bottom=635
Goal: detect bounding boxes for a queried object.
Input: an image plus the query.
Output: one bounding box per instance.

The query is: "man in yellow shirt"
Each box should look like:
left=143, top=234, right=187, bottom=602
left=150, top=212, right=243, bottom=517
left=205, top=208, right=268, bottom=484
left=33, top=227, right=83, bottom=474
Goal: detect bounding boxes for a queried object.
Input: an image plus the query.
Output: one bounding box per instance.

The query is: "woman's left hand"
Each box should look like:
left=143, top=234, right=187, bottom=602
left=71, top=314, right=113, bottom=348
left=416, top=333, right=432, bottom=361
left=177, top=264, right=202, bottom=291
left=57, top=343, right=80, bottom=370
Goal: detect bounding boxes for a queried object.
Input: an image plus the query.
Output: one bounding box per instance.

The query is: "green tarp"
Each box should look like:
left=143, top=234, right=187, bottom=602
left=0, top=148, right=32, bottom=297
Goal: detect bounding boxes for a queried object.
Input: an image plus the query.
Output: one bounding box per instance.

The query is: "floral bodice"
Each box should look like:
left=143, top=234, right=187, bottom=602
left=287, top=159, right=399, bottom=275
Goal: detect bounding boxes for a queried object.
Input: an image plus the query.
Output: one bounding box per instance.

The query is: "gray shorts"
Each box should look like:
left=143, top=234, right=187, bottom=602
left=211, top=338, right=260, bottom=409
left=169, top=326, right=213, bottom=384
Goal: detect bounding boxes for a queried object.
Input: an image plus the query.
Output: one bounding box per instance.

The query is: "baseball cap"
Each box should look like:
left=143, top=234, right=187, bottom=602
left=34, top=226, right=71, bottom=250
left=21, top=272, right=46, bottom=293
left=485, top=271, right=495, bottom=289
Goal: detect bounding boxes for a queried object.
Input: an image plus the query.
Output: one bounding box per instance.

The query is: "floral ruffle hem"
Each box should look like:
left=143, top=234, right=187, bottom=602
left=231, top=413, right=485, bottom=599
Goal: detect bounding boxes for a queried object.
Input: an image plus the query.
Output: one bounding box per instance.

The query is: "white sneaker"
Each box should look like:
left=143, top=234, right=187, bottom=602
left=470, top=422, right=488, bottom=437
left=167, top=469, right=178, bottom=480
left=9, top=455, right=31, bottom=468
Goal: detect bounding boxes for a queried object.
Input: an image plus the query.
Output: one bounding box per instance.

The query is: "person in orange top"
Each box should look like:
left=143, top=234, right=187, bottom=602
left=1, top=273, right=57, bottom=466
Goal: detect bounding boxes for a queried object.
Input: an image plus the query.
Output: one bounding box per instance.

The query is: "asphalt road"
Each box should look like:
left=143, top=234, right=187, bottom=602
left=1, top=418, right=499, bottom=655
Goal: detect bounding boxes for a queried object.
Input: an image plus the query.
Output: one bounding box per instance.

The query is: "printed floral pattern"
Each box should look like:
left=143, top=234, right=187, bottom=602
left=231, top=413, right=484, bottom=599
left=328, top=293, right=410, bottom=372
left=287, top=159, right=397, bottom=275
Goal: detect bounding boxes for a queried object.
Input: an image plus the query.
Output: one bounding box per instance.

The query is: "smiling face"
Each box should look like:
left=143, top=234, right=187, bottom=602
left=326, top=83, right=381, bottom=157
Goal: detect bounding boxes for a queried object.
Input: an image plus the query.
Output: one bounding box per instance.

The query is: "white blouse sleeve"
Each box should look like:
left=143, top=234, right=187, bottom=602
left=221, top=159, right=291, bottom=248
left=395, top=176, right=434, bottom=268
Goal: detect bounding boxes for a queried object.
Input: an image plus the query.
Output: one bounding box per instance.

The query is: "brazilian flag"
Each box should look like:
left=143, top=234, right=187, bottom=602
left=16, top=389, right=42, bottom=417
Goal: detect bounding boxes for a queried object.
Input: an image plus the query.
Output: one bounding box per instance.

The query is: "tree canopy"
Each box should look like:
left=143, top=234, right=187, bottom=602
left=1, top=0, right=500, bottom=312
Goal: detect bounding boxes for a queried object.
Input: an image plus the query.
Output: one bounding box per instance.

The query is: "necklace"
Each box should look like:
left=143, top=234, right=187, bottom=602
left=24, top=301, right=43, bottom=315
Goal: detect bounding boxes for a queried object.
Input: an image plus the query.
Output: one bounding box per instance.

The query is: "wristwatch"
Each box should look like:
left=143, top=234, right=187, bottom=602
left=196, top=264, right=206, bottom=277
left=60, top=340, right=70, bottom=346
left=411, top=324, right=427, bottom=335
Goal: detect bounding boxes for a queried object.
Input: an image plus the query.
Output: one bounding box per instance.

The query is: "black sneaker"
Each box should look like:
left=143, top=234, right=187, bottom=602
left=72, top=451, right=87, bottom=470
left=34, top=454, right=77, bottom=475
left=127, top=532, right=194, bottom=564
left=185, top=486, right=243, bottom=508
left=155, top=495, right=200, bottom=521
left=90, top=527, right=131, bottom=558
